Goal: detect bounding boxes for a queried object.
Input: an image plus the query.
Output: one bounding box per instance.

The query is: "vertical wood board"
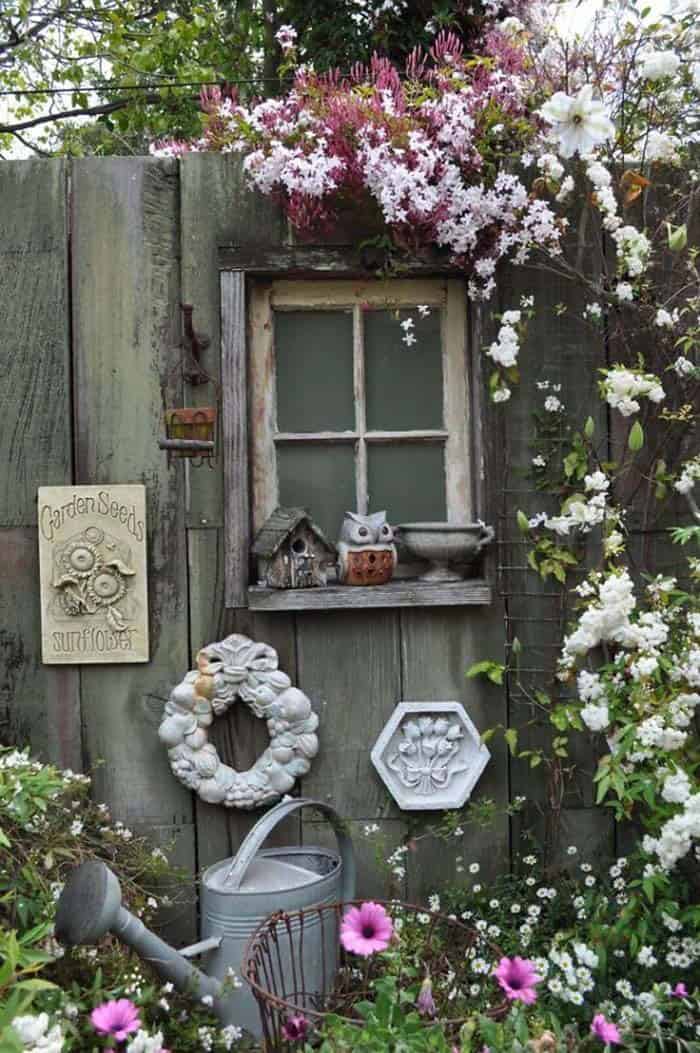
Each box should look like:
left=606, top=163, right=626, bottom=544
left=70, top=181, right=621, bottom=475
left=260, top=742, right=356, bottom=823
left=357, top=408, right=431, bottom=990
left=71, top=157, right=196, bottom=938
left=0, top=161, right=72, bottom=526
left=297, top=610, right=403, bottom=819
left=400, top=606, right=509, bottom=898
left=0, top=528, right=82, bottom=769
left=179, top=154, right=286, bottom=528
left=221, top=272, right=250, bottom=607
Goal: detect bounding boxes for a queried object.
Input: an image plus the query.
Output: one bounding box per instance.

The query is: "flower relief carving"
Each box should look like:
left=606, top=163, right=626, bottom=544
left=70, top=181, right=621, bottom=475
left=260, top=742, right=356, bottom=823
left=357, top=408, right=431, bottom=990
left=390, top=714, right=466, bottom=795
left=371, top=702, right=490, bottom=811
left=51, top=526, right=136, bottom=633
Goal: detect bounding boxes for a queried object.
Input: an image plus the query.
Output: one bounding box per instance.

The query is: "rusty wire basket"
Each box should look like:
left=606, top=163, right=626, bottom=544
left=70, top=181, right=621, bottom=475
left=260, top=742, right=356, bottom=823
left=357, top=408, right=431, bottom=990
left=243, top=899, right=504, bottom=1049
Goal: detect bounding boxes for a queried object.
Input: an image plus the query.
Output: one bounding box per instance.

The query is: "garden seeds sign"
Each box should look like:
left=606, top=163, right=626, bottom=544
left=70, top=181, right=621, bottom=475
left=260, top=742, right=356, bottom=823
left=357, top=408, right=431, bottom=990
left=38, top=485, right=149, bottom=664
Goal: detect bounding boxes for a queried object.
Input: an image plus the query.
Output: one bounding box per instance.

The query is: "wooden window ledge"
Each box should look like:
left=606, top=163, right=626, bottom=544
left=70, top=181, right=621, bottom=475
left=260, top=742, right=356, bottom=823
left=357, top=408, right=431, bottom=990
left=247, top=578, right=492, bottom=611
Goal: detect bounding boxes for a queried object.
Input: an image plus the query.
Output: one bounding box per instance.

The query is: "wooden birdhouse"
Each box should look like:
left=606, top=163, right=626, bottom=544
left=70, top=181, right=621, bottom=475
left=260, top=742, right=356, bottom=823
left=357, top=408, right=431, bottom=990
left=251, top=508, right=337, bottom=589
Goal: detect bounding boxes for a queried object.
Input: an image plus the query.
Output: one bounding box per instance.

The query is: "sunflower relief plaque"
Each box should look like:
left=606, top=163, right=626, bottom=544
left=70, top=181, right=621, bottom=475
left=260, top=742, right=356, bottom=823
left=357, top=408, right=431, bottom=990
left=38, top=485, right=149, bottom=664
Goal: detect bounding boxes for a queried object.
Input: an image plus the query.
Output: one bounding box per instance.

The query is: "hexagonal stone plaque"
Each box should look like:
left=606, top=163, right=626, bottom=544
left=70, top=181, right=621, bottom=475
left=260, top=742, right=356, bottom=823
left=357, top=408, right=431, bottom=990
left=371, top=701, right=490, bottom=811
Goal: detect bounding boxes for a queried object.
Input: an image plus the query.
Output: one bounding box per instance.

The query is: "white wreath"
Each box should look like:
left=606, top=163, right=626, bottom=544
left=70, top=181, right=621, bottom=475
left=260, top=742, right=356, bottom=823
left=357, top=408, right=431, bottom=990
left=158, top=634, right=319, bottom=809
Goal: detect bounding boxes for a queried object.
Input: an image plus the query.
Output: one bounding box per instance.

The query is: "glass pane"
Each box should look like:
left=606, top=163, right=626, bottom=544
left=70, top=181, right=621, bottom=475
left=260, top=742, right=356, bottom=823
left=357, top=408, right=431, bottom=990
left=275, top=310, right=354, bottom=432
left=367, top=444, right=446, bottom=523
left=365, top=308, right=443, bottom=431
left=277, top=443, right=356, bottom=541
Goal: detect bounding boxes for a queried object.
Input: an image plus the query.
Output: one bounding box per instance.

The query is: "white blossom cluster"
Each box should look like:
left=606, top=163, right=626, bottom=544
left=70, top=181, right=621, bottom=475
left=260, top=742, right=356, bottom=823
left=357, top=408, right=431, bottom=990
left=544, top=472, right=612, bottom=538
left=126, top=1032, right=169, bottom=1053
left=486, top=310, right=522, bottom=368
left=600, top=366, right=665, bottom=416
left=10, top=1014, right=64, bottom=1052
left=612, top=225, right=651, bottom=278
left=674, top=455, right=700, bottom=495
left=644, top=793, right=700, bottom=870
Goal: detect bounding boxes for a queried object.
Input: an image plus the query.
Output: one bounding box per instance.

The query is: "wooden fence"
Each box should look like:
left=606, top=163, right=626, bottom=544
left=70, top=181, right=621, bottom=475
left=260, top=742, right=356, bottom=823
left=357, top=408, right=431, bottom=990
left=0, top=156, right=674, bottom=942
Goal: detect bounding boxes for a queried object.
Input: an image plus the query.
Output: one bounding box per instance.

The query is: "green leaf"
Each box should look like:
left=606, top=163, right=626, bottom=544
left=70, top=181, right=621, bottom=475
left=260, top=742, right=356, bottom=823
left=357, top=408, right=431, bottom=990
left=666, top=222, right=687, bottom=252
left=628, top=421, right=644, bottom=451
left=466, top=661, right=504, bottom=685
left=504, top=728, right=518, bottom=754
left=516, top=509, right=530, bottom=533
left=584, top=415, right=595, bottom=438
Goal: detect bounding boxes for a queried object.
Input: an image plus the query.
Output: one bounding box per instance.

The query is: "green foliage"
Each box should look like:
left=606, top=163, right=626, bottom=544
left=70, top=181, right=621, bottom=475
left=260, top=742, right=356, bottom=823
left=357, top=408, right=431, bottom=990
left=0, top=0, right=498, bottom=155
left=311, top=976, right=453, bottom=1052
left=527, top=537, right=579, bottom=584
left=0, top=748, right=250, bottom=1051
left=466, top=660, right=505, bottom=685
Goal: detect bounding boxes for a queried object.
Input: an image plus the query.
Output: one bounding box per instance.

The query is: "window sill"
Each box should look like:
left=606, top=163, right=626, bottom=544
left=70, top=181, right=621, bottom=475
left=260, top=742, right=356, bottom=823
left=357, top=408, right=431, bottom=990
left=247, top=578, right=492, bottom=611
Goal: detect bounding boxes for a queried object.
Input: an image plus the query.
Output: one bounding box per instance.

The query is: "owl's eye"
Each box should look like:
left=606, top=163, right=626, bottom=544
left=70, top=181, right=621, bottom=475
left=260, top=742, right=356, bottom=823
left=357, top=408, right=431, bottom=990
left=381, top=525, right=390, bottom=535
left=358, top=526, right=369, bottom=537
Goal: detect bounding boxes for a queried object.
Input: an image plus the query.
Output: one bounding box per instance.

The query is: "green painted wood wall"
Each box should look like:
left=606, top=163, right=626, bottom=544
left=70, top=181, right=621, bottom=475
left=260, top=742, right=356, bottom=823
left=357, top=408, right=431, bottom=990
left=1, top=156, right=620, bottom=943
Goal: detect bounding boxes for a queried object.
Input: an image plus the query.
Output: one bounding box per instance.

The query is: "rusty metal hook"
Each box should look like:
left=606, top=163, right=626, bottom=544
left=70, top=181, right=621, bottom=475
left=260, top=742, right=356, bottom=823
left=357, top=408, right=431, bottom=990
left=181, top=303, right=212, bottom=386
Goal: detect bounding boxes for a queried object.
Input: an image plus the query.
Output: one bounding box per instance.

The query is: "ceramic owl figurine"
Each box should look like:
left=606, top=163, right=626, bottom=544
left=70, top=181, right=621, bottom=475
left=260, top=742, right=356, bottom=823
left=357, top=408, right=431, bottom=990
left=337, top=511, right=397, bottom=586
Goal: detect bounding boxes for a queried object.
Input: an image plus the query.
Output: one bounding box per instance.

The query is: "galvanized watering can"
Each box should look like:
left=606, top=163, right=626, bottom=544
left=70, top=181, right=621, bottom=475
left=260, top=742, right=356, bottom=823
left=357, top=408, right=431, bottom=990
left=55, top=798, right=355, bottom=1038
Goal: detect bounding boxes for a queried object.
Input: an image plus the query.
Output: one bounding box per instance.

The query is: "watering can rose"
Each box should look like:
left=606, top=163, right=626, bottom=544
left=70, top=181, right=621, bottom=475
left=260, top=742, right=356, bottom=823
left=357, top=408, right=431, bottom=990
left=340, top=902, right=393, bottom=956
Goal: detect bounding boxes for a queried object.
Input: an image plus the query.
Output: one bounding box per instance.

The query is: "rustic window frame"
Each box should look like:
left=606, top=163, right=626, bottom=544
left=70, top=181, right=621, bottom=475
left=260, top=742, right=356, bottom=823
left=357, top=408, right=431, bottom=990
left=249, top=278, right=471, bottom=535
left=219, top=251, right=488, bottom=611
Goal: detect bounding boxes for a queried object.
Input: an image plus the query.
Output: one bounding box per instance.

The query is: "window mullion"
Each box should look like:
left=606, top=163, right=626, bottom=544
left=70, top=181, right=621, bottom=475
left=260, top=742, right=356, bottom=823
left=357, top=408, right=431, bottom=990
left=353, top=304, right=368, bottom=515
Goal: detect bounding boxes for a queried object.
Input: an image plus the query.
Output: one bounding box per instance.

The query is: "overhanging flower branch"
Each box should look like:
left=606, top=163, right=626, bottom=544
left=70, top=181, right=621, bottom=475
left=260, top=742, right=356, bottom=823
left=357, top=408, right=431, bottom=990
left=152, top=29, right=564, bottom=298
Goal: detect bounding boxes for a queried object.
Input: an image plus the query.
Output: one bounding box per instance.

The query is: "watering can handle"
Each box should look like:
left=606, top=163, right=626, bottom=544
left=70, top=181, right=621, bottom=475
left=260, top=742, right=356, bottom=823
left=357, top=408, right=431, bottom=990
left=222, top=797, right=356, bottom=902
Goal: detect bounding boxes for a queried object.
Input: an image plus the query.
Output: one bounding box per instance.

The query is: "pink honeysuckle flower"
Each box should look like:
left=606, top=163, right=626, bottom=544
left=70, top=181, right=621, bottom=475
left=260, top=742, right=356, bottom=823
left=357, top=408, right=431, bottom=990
left=493, top=956, right=541, bottom=1004
left=90, top=999, right=141, bottom=1041
left=672, top=982, right=688, bottom=998
left=281, top=1014, right=309, bottom=1041
left=591, top=1013, right=621, bottom=1045
left=340, top=901, right=393, bottom=956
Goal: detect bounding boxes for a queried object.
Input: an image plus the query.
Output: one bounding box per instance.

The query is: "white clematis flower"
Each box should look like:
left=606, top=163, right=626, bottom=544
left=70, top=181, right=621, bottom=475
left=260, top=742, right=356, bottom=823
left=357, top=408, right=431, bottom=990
left=539, top=86, right=615, bottom=158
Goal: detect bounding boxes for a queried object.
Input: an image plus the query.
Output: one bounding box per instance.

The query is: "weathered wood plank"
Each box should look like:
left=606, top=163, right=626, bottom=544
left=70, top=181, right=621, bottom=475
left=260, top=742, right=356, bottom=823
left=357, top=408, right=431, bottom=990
left=400, top=606, right=509, bottom=900
left=0, top=528, right=82, bottom=769
left=179, top=154, right=287, bottom=530
left=0, top=160, right=72, bottom=527
left=248, top=579, right=492, bottom=610
left=0, top=161, right=81, bottom=771
left=297, top=610, right=403, bottom=819
left=219, top=244, right=460, bottom=277
left=71, top=157, right=196, bottom=940
left=221, top=272, right=250, bottom=607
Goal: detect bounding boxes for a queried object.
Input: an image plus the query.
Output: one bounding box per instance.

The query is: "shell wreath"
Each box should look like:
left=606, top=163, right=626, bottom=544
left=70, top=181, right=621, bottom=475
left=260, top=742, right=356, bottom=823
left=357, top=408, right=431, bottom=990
left=158, top=634, right=319, bottom=809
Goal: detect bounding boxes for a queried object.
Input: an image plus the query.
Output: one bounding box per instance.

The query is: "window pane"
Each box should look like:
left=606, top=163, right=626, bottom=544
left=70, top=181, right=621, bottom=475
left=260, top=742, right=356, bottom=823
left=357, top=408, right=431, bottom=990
left=367, top=444, right=446, bottom=523
left=275, top=310, right=355, bottom=432
left=365, top=309, right=443, bottom=431
left=277, top=443, right=356, bottom=541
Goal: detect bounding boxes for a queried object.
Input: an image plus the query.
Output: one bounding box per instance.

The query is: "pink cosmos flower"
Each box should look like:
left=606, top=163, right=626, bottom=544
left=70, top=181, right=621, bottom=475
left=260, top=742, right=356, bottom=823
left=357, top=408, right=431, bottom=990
left=591, top=1014, right=621, bottom=1045
left=281, top=1014, right=309, bottom=1041
left=90, top=999, right=141, bottom=1041
left=672, top=982, right=688, bottom=998
left=493, top=956, right=541, bottom=1004
left=340, top=901, right=393, bottom=956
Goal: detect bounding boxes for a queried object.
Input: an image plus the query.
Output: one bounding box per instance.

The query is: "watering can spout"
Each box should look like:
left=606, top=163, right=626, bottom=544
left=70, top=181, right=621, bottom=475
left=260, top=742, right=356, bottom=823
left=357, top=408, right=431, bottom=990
left=56, top=861, right=223, bottom=1007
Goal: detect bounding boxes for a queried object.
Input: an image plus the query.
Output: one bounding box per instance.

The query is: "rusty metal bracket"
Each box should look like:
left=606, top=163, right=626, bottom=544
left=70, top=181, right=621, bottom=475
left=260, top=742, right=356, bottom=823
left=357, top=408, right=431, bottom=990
left=181, top=303, right=211, bottom=386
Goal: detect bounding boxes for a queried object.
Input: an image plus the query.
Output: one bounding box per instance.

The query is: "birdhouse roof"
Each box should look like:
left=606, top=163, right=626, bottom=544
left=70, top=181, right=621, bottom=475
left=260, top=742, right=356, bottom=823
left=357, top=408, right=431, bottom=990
left=251, top=507, right=337, bottom=558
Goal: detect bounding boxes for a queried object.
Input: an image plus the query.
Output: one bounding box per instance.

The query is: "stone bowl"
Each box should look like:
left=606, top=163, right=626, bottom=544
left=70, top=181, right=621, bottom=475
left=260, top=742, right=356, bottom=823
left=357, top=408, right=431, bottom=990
left=396, top=522, right=495, bottom=582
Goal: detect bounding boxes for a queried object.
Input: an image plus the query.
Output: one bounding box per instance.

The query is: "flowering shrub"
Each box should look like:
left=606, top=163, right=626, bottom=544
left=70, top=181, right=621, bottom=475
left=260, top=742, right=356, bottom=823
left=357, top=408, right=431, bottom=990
left=0, top=748, right=251, bottom=1052
left=278, top=847, right=700, bottom=1050
left=153, top=30, right=565, bottom=299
